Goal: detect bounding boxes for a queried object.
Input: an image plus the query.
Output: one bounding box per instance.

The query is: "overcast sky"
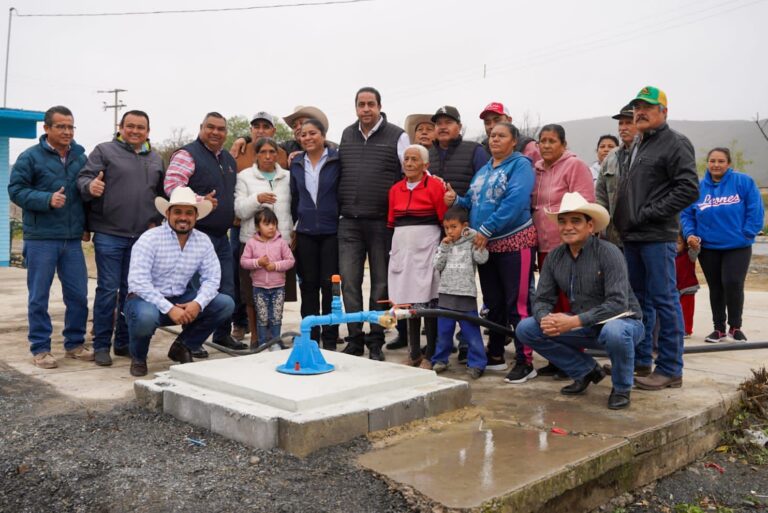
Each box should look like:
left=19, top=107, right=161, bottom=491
left=1, top=0, right=766, bottom=158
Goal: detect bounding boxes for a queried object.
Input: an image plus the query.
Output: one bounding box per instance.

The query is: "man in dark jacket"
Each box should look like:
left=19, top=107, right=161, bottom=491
left=77, top=110, right=165, bottom=366
left=164, top=112, right=246, bottom=351
left=338, top=86, right=409, bottom=360
left=8, top=105, right=93, bottom=369
left=429, top=106, right=488, bottom=196
left=613, top=86, right=699, bottom=390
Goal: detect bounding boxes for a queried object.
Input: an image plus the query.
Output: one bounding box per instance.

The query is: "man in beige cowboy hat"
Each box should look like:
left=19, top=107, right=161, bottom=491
left=515, top=192, right=644, bottom=410
left=404, top=113, right=435, bottom=149
left=124, top=187, right=235, bottom=376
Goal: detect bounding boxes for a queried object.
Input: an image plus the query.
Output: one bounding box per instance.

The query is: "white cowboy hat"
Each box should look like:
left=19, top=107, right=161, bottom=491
left=154, top=187, right=213, bottom=220
left=545, top=192, right=610, bottom=232
left=404, top=114, right=434, bottom=143
left=283, top=105, right=329, bottom=133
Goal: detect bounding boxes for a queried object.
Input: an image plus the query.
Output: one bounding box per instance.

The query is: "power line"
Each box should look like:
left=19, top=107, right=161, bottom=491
left=13, top=0, right=372, bottom=18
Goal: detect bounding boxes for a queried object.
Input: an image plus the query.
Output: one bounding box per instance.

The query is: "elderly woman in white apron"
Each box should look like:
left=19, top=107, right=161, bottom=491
left=387, top=145, right=447, bottom=368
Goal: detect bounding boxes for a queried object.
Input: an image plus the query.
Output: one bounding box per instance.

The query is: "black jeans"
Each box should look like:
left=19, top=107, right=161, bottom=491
left=337, top=217, right=392, bottom=348
left=295, top=232, right=339, bottom=347
left=698, top=246, right=752, bottom=331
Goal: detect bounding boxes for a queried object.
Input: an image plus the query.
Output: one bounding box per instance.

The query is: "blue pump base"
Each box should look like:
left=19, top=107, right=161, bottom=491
left=276, top=337, right=334, bottom=375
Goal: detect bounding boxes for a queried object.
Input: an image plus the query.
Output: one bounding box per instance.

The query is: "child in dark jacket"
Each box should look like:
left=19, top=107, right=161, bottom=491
left=240, top=208, right=295, bottom=349
left=675, top=233, right=700, bottom=338
left=431, top=207, right=489, bottom=379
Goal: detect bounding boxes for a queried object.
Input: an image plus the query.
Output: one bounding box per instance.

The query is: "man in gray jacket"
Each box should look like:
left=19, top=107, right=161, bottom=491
left=77, top=110, right=165, bottom=366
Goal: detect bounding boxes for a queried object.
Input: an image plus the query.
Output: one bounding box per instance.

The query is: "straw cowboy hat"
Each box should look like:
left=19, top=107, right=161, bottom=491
left=404, top=114, right=434, bottom=142
left=545, top=192, right=610, bottom=232
left=155, top=187, right=213, bottom=220
left=283, top=105, right=330, bottom=133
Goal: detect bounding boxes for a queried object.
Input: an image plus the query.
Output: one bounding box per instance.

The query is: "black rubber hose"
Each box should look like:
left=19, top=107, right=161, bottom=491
left=408, top=309, right=516, bottom=337
left=157, top=326, right=300, bottom=357
left=587, top=340, right=768, bottom=357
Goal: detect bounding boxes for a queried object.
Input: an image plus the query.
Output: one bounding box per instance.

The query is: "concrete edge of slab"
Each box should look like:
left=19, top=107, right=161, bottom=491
left=133, top=373, right=470, bottom=457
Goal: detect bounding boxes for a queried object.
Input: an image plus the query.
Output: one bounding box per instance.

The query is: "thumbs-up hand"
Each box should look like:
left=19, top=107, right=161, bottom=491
left=89, top=171, right=105, bottom=197
left=204, top=189, right=218, bottom=211
left=50, top=186, right=66, bottom=208
left=444, top=182, right=456, bottom=206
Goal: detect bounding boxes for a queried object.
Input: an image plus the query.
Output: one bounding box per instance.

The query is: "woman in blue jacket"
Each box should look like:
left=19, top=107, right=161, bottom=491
left=446, top=122, right=538, bottom=383
left=681, top=147, right=764, bottom=343
left=289, top=118, right=341, bottom=350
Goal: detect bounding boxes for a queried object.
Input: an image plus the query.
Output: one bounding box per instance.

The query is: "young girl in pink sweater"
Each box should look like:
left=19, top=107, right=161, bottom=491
left=240, top=208, right=295, bottom=349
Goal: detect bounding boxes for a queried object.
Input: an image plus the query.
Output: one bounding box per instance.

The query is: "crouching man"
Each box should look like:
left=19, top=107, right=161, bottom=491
left=124, top=187, right=234, bottom=376
left=515, top=192, right=644, bottom=409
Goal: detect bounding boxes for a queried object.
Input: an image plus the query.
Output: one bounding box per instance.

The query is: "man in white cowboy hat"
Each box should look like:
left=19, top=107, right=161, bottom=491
left=404, top=113, right=435, bottom=150
left=282, top=105, right=331, bottom=154
left=515, top=192, right=644, bottom=410
left=123, top=187, right=235, bottom=377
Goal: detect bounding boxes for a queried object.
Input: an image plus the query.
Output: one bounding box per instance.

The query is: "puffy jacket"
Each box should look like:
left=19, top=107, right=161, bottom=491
left=613, top=123, right=699, bottom=242
left=240, top=232, right=295, bottom=289
left=532, top=151, right=595, bottom=253
left=8, top=135, right=87, bottom=240
left=428, top=137, right=487, bottom=196
left=456, top=152, right=535, bottom=240
left=234, top=164, right=292, bottom=244
left=680, top=168, right=764, bottom=250
left=77, top=137, right=164, bottom=238
left=289, top=147, right=340, bottom=235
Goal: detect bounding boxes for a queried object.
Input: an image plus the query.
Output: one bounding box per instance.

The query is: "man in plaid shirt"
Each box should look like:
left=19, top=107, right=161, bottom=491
left=124, top=187, right=234, bottom=376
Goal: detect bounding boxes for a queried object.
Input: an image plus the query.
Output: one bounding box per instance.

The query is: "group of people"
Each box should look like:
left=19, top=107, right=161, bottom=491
left=8, top=84, right=764, bottom=410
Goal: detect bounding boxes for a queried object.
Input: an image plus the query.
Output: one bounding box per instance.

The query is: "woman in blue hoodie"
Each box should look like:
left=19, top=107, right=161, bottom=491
left=446, top=123, right=538, bottom=383
left=681, top=147, right=764, bottom=343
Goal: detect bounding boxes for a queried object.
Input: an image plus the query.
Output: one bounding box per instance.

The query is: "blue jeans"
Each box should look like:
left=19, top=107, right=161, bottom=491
left=92, top=233, right=135, bottom=352
left=23, top=239, right=89, bottom=355
left=432, top=308, right=486, bottom=370
left=253, top=286, right=285, bottom=346
left=200, top=232, right=235, bottom=342
left=229, top=227, right=247, bottom=328
left=124, top=289, right=234, bottom=362
left=516, top=317, right=644, bottom=392
left=624, top=241, right=685, bottom=377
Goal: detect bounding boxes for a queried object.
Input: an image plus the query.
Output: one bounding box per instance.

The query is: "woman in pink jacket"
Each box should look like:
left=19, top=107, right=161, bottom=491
left=531, top=124, right=595, bottom=376
left=240, top=208, right=295, bottom=349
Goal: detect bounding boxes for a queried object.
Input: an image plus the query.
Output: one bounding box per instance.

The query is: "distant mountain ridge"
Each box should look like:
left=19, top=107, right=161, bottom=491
left=557, top=117, right=768, bottom=187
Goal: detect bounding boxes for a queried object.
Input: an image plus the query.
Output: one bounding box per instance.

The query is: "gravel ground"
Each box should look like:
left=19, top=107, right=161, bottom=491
left=0, top=362, right=412, bottom=513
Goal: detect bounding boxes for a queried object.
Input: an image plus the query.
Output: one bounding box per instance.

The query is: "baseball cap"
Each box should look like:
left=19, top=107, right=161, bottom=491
left=250, top=111, right=275, bottom=125
left=479, top=102, right=511, bottom=119
left=630, top=86, right=668, bottom=108
left=431, top=106, right=461, bottom=123
left=611, top=103, right=634, bottom=120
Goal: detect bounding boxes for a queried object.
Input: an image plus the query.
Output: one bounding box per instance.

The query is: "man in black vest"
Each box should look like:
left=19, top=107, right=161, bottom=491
left=164, top=112, right=246, bottom=351
left=338, top=87, right=409, bottom=360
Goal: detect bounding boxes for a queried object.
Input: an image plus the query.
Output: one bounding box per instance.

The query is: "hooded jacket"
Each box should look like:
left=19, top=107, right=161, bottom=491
left=680, top=168, right=764, bottom=250
left=613, top=123, right=699, bottom=243
left=240, top=231, right=295, bottom=289
left=8, top=135, right=87, bottom=240
left=532, top=150, right=595, bottom=253
left=455, top=152, right=535, bottom=241
left=77, top=137, right=164, bottom=238
left=234, top=164, right=293, bottom=244
left=433, top=228, right=489, bottom=298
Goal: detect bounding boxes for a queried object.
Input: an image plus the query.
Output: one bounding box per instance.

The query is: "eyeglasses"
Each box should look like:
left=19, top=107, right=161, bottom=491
left=51, top=124, right=75, bottom=131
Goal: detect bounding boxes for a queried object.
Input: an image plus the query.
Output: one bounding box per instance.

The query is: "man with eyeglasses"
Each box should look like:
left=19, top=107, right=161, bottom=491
left=164, top=112, right=246, bottom=352
left=76, top=110, right=165, bottom=366
left=8, top=105, right=93, bottom=369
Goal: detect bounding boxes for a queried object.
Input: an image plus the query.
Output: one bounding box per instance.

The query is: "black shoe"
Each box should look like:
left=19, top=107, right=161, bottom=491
left=168, top=340, right=193, bottom=364
left=385, top=336, right=407, bottom=350
left=94, top=350, right=112, bottom=367
left=342, top=343, right=364, bottom=356
left=560, top=364, right=606, bottom=395
left=113, top=346, right=130, bottom=357
left=608, top=389, right=631, bottom=410
left=130, top=359, right=148, bottom=377
left=191, top=349, right=209, bottom=359
left=368, top=346, right=385, bottom=361
left=214, top=335, right=248, bottom=350
left=537, top=362, right=561, bottom=376
left=503, top=363, right=537, bottom=384
left=457, top=347, right=468, bottom=364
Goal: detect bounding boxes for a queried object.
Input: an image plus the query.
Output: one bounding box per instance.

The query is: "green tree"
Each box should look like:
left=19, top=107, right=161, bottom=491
left=274, top=122, right=293, bottom=143
left=696, top=139, right=753, bottom=177
left=154, top=127, right=194, bottom=168
left=225, top=115, right=251, bottom=150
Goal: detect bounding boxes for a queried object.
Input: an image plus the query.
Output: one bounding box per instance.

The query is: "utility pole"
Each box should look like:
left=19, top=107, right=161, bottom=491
left=98, top=88, right=126, bottom=133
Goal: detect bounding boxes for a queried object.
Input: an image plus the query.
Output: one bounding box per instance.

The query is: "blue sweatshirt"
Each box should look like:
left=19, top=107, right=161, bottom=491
left=680, top=168, right=764, bottom=250
left=455, top=152, right=534, bottom=240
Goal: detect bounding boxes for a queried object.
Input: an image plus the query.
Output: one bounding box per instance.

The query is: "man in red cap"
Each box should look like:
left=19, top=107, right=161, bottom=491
left=479, top=102, right=541, bottom=164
